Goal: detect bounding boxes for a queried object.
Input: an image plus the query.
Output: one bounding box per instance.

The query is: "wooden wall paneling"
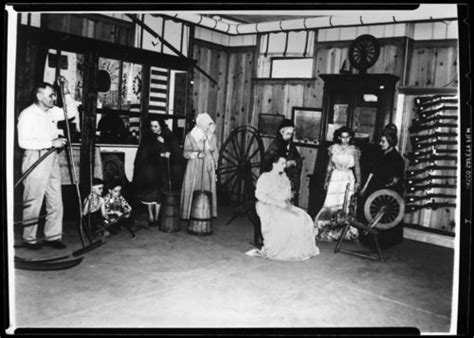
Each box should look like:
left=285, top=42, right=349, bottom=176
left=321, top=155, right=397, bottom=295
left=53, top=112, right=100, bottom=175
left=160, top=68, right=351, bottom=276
left=191, top=45, right=200, bottom=117
left=216, top=49, right=229, bottom=145
left=260, top=83, right=274, bottom=115
left=196, top=46, right=206, bottom=114
left=230, top=52, right=243, bottom=132
left=238, top=52, right=249, bottom=127
left=223, top=52, right=237, bottom=140
left=201, top=47, right=211, bottom=115
left=285, top=84, right=305, bottom=116
left=244, top=50, right=256, bottom=126
left=298, top=146, right=318, bottom=209
left=248, top=41, right=260, bottom=128
left=303, top=80, right=320, bottom=108
left=207, top=47, right=219, bottom=115
left=433, top=46, right=457, bottom=88
left=271, top=84, right=286, bottom=117
left=314, top=46, right=330, bottom=79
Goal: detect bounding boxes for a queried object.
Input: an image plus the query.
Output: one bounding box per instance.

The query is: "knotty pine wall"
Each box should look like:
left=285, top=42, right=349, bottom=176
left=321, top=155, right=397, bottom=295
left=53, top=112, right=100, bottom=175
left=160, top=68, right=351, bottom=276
left=191, top=23, right=458, bottom=213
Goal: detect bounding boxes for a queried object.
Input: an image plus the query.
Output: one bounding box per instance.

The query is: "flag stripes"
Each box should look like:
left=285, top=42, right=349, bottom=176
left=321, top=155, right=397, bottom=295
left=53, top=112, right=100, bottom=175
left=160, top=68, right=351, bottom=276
left=149, top=66, right=169, bottom=114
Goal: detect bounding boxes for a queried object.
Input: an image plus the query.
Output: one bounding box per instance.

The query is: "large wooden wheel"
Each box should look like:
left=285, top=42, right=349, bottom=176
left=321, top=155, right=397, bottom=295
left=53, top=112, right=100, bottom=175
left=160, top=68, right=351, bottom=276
left=364, top=189, right=405, bottom=230
left=217, top=126, right=265, bottom=205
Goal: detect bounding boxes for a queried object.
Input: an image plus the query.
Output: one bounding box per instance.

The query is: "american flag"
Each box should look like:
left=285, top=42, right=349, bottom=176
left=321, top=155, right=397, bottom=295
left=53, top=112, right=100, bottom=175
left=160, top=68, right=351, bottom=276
left=149, top=66, right=169, bottom=114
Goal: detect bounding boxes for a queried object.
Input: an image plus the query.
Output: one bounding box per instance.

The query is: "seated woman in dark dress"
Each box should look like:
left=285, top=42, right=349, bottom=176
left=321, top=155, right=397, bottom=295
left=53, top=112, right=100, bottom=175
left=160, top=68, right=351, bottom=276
left=359, top=127, right=406, bottom=249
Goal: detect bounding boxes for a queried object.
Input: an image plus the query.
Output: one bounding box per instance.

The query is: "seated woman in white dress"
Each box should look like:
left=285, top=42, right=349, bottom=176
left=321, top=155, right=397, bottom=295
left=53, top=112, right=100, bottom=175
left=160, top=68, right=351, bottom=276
left=246, top=151, right=320, bottom=261
left=315, top=126, right=361, bottom=242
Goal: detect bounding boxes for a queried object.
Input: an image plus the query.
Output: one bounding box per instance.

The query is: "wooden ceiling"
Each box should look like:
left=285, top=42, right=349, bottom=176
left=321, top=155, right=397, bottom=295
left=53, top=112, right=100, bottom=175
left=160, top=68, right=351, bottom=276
left=219, top=14, right=323, bottom=24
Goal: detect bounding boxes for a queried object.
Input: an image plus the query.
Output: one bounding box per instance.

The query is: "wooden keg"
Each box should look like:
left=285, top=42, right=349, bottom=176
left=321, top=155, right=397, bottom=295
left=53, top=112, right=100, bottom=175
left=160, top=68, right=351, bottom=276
left=188, top=190, right=213, bottom=236
left=158, top=191, right=181, bottom=233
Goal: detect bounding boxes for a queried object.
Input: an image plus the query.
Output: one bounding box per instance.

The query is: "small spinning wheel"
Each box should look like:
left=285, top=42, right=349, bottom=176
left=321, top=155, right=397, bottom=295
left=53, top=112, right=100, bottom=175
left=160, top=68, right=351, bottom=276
left=217, top=126, right=265, bottom=205
left=348, top=34, right=380, bottom=73
left=335, top=188, right=405, bottom=262
left=364, top=189, right=405, bottom=230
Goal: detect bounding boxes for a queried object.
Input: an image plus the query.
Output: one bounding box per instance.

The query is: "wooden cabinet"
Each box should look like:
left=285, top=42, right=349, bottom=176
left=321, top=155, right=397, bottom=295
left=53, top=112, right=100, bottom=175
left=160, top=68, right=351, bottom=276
left=319, top=74, right=400, bottom=143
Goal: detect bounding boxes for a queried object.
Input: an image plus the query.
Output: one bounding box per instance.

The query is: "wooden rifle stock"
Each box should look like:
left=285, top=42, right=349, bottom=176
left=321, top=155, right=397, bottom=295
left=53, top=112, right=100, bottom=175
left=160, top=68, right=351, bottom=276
left=407, top=165, right=457, bottom=177
left=409, top=122, right=457, bottom=134
left=417, top=105, right=458, bottom=118
left=406, top=175, right=457, bottom=185
left=407, top=183, right=456, bottom=192
left=411, top=155, right=457, bottom=165
left=406, top=193, right=456, bottom=203
left=406, top=201, right=456, bottom=213
left=410, top=132, right=457, bottom=143
left=412, top=115, right=457, bottom=127
left=415, top=97, right=458, bottom=109
left=413, top=140, right=457, bottom=151
left=404, top=148, right=458, bottom=162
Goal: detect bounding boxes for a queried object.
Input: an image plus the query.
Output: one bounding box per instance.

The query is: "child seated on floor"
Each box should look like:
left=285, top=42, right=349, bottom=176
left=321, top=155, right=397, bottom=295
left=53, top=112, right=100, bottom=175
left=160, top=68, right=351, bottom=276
left=104, top=177, right=132, bottom=234
left=83, top=178, right=110, bottom=238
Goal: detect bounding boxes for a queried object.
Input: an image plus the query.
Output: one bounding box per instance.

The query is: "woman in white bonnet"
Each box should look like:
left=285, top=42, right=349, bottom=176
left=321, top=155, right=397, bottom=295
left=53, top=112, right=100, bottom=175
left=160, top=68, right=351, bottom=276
left=180, top=112, right=219, bottom=220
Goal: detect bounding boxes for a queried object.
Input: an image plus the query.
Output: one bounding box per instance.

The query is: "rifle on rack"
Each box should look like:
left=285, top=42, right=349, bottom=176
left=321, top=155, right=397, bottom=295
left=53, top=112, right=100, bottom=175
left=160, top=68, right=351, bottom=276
left=410, top=155, right=457, bottom=165
left=406, top=175, right=457, bottom=185
left=404, top=149, right=457, bottom=162
left=415, top=97, right=458, bottom=108
left=416, top=105, right=458, bottom=119
left=406, top=201, right=457, bottom=213
left=412, top=140, right=457, bottom=151
left=406, top=193, right=456, bottom=203
left=407, top=183, right=456, bottom=193
left=412, top=115, right=458, bottom=127
left=407, top=165, right=457, bottom=177
left=410, top=132, right=457, bottom=143
left=409, top=122, right=458, bottom=134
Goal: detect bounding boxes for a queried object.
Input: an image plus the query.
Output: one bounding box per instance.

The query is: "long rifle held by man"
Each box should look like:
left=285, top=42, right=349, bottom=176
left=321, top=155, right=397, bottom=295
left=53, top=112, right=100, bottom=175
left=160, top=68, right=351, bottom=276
left=405, top=193, right=456, bottom=203
left=406, top=201, right=457, bottom=213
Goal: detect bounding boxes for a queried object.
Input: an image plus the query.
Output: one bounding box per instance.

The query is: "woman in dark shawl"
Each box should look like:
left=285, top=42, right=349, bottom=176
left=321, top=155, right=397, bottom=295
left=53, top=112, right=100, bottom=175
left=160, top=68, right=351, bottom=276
left=132, top=116, right=179, bottom=226
left=264, top=119, right=303, bottom=206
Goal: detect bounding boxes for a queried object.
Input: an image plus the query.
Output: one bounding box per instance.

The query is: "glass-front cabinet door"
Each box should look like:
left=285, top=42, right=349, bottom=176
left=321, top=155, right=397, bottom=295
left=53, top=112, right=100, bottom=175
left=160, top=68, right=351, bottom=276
left=320, top=74, right=399, bottom=145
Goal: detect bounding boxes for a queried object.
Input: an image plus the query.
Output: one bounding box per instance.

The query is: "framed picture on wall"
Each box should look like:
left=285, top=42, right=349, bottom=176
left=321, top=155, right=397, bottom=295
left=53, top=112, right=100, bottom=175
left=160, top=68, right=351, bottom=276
left=258, top=113, right=285, bottom=138
left=292, top=107, right=322, bottom=147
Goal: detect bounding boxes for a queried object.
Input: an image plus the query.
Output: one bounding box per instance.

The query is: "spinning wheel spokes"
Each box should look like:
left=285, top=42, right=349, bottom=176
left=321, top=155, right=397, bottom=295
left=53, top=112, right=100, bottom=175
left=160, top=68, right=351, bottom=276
left=364, top=189, right=405, bottom=230
left=217, top=126, right=265, bottom=205
left=348, top=34, right=380, bottom=72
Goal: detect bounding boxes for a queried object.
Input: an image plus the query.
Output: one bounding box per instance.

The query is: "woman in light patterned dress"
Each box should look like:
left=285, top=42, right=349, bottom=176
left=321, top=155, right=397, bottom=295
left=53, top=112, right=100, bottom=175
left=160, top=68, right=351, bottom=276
left=315, top=126, right=361, bottom=242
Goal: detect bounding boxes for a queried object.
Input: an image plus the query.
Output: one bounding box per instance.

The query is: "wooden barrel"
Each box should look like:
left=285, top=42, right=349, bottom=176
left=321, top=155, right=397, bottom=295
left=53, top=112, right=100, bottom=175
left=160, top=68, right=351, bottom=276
left=188, top=190, right=213, bottom=236
left=159, top=191, right=181, bottom=232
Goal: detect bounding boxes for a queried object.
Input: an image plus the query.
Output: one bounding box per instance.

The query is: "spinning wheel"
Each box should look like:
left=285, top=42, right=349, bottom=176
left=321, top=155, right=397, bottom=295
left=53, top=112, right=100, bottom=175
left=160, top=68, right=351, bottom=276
left=348, top=34, right=380, bottom=73
left=217, top=126, right=265, bottom=204
left=364, top=189, right=405, bottom=230
left=335, top=188, right=405, bottom=262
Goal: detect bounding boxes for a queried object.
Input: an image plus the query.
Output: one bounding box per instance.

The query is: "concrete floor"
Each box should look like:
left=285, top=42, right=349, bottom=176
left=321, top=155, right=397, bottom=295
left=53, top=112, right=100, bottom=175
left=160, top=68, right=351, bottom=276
left=11, top=206, right=455, bottom=333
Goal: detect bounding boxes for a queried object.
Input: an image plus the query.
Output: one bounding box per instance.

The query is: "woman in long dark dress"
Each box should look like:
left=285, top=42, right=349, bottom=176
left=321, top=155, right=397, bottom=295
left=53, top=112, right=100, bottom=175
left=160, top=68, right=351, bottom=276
left=359, top=127, right=406, bottom=249
left=132, top=117, right=178, bottom=226
left=265, top=119, right=303, bottom=205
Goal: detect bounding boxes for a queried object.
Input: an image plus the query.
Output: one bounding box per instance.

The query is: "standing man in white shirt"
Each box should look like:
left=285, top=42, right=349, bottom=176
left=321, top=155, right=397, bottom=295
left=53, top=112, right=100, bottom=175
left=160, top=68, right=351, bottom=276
left=17, top=76, right=78, bottom=250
